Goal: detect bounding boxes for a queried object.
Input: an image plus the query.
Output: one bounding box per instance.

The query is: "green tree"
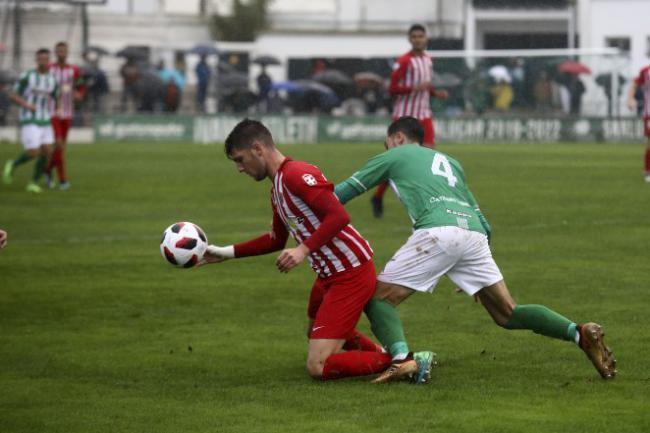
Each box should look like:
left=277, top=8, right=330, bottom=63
left=211, top=0, right=270, bottom=42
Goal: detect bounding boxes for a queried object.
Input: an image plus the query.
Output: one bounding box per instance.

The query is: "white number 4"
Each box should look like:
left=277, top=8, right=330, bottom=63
left=431, top=154, right=458, bottom=187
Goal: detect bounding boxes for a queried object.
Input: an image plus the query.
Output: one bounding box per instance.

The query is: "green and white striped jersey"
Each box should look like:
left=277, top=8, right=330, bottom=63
left=13, top=69, right=58, bottom=126
left=335, top=144, right=491, bottom=237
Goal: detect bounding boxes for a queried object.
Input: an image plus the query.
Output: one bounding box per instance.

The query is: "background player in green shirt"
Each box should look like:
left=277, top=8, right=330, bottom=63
left=3, top=48, right=58, bottom=193
left=335, top=116, right=617, bottom=380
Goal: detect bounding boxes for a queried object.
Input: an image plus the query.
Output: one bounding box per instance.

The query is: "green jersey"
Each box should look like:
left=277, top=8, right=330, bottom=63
left=13, top=69, right=58, bottom=126
left=335, top=144, right=491, bottom=237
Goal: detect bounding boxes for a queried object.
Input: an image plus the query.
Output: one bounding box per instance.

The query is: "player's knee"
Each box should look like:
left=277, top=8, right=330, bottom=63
left=306, top=358, right=324, bottom=379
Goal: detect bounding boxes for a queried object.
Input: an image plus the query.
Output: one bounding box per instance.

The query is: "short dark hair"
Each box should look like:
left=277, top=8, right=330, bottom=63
left=224, top=118, right=275, bottom=156
left=387, top=116, right=424, bottom=145
left=408, top=24, right=426, bottom=35
left=36, top=48, right=50, bottom=56
left=55, top=41, right=67, bottom=49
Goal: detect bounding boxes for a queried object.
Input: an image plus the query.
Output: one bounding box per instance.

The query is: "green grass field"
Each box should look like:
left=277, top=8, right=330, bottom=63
left=1, top=141, right=649, bottom=433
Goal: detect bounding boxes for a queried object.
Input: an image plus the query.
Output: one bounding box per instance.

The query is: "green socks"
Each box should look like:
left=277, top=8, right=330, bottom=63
left=12, top=152, right=32, bottom=168
left=364, top=298, right=410, bottom=358
left=505, top=304, right=578, bottom=342
left=32, top=155, right=47, bottom=182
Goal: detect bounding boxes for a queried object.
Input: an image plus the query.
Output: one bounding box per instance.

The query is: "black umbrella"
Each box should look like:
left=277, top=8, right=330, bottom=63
left=0, top=69, right=16, bottom=84
left=188, top=43, right=219, bottom=56
left=218, top=72, right=249, bottom=94
left=253, top=55, right=281, bottom=66
left=85, top=45, right=110, bottom=56
left=115, top=46, right=148, bottom=60
left=313, top=69, right=353, bottom=86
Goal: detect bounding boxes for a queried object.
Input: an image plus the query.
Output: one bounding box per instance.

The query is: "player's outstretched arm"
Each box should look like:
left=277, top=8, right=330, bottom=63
left=334, top=152, right=392, bottom=204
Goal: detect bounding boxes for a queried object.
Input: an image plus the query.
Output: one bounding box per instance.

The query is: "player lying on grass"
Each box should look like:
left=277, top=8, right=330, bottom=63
left=334, top=116, right=617, bottom=380
left=200, top=119, right=434, bottom=383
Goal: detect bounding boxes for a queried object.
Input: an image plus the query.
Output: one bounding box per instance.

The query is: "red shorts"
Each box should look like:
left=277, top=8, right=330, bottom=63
left=419, top=118, right=435, bottom=147
left=307, top=260, right=376, bottom=340
left=51, top=117, right=72, bottom=142
left=644, top=116, right=650, bottom=138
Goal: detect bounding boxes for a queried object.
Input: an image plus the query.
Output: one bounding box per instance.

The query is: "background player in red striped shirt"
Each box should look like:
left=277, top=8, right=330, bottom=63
left=200, top=119, right=425, bottom=381
left=372, top=24, right=449, bottom=218
left=46, top=41, right=84, bottom=190
left=628, top=63, right=650, bottom=182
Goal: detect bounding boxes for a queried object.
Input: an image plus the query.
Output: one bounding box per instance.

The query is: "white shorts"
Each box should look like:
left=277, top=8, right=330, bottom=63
left=377, top=226, right=503, bottom=296
left=21, top=124, right=54, bottom=150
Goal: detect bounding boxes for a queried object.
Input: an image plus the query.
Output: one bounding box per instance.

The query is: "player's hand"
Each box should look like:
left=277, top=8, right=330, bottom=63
left=0, top=229, right=7, bottom=249
left=73, top=90, right=84, bottom=102
left=198, top=245, right=233, bottom=266
left=276, top=244, right=309, bottom=273
left=25, top=103, right=37, bottom=112
left=434, top=89, right=449, bottom=100
left=627, top=99, right=637, bottom=112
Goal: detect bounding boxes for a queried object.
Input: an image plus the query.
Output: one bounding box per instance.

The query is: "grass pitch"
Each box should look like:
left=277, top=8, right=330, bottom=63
left=1, top=140, right=649, bottom=433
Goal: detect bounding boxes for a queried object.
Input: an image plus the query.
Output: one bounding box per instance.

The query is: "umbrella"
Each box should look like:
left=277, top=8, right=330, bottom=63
left=488, top=65, right=511, bottom=83
left=353, top=72, right=384, bottom=88
left=115, top=46, right=148, bottom=59
left=85, top=45, right=110, bottom=56
left=313, top=69, right=353, bottom=86
left=432, top=72, right=462, bottom=88
left=558, top=61, right=591, bottom=75
left=253, top=55, right=281, bottom=66
left=188, top=43, right=219, bottom=56
left=218, top=72, right=249, bottom=94
left=271, top=81, right=301, bottom=92
left=294, top=80, right=337, bottom=95
left=0, top=69, right=16, bottom=84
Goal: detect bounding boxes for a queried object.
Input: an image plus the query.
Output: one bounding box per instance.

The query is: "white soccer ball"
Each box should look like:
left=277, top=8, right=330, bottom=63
left=160, top=222, right=208, bottom=268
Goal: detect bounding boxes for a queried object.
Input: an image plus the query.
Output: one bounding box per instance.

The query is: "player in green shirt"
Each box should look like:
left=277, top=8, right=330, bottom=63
left=2, top=48, right=58, bottom=193
left=335, top=116, right=617, bottom=380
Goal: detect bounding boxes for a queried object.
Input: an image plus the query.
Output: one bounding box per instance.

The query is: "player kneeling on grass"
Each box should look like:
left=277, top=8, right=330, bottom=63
left=3, top=48, right=58, bottom=193
left=334, top=116, right=617, bottom=380
left=200, top=119, right=433, bottom=383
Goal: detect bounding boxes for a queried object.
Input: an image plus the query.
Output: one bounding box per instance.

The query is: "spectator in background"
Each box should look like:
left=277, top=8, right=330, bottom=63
left=120, top=58, right=140, bottom=112
left=195, top=54, right=211, bottom=113
left=159, top=61, right=186, bottom=113
left=84, top=57, right=110, bottom=114
left=533, top=71, right=553, bottom=112
left=509, top=58, right=526, bottom=108
left=256, top=66, right=272, bottom=113
left=491, top=79, right=514, bottom=112
left=566, top=74, right=585, bottom=115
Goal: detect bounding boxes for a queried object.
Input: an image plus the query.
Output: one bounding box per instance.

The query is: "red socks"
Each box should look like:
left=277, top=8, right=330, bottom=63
left=374, top=181, right=389, bottom=200
left=47, top=147, right=66, bottom=183
left=321, top=351, right=392, bottom=380
left=343, top=329, right=384, bottom=352
left=645, top=147, right=650, bottom=174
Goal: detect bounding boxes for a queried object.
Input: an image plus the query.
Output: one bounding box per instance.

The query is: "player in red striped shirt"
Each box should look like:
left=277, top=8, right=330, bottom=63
left=372, top=24, right=449, bottom=218
left=628, top=64, right=650, bottom=182
left=200, top=119, right=430, bottom=382
left=46, top=41, right=84, bottom=190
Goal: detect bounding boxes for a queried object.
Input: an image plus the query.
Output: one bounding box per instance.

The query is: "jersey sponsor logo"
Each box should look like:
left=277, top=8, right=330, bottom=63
left=302, top=173, right=317, bottom=186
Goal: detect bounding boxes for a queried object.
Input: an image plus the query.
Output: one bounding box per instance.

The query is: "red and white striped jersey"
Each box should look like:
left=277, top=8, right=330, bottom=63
left=635, top=66, right=650, bottom=117
left=389, top=51, right=433, bottom=120
left=49, top=63, right=83, bottom=119
left=271, top=159, right=373, bottom=278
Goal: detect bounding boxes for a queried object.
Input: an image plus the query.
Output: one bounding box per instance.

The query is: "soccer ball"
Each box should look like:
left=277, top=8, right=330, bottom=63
left=160, top=222, right=208, bottom=268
